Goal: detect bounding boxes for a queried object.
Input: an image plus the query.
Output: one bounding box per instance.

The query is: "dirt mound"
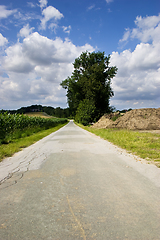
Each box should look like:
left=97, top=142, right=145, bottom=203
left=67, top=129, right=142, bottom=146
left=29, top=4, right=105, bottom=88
left=92, top=112, right=121, bottom=128
left=92, top=108, right=160, bottom=130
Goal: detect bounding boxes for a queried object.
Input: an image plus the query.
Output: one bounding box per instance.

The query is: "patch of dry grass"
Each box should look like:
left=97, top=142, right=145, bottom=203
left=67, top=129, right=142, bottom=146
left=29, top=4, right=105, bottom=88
left=24, top=112, right=52, bottom=118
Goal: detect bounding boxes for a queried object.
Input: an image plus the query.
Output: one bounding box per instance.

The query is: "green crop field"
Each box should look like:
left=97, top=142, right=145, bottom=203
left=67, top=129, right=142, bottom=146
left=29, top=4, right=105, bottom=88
left=0, top=112, right=67, bottom=143
left=0, top=112, right=68, bottom=161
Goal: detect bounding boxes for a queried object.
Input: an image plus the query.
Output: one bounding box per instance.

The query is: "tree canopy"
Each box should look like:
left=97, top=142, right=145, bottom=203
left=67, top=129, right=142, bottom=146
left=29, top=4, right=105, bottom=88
left=61, top=51, right=118, bottom=125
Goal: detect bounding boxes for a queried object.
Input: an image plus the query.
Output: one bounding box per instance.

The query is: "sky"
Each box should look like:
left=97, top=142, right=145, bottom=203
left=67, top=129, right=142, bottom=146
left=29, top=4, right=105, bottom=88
left=0, top=0, right=160, bottom=111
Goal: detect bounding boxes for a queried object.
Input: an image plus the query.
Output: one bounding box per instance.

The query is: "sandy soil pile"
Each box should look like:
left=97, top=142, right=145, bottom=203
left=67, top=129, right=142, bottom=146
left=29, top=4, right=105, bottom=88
left=92, top=108, right=160, bottom=130
left=92, top=112, right=120, bottom=128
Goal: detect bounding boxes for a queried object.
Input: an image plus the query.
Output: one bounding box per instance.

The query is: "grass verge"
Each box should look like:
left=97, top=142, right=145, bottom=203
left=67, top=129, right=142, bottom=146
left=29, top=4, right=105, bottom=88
left=0, top=122, right=67, bottom=162
left=76, top=123, right=160, bottom=168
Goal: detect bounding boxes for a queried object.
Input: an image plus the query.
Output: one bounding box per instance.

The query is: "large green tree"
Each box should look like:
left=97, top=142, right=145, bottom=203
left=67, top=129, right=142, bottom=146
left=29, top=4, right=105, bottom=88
left=61, top=51, right=117, bottom=124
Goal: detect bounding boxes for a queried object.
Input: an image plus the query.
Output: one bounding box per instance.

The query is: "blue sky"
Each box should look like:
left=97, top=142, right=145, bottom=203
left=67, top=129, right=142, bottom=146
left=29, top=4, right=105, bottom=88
left=0, top=0, right=160, bottom=110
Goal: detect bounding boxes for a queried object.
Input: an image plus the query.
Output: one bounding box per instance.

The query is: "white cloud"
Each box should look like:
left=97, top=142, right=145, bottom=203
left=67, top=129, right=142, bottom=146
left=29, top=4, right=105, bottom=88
left=119, top=28, right=130, bottom=43
left=111, top=14, right=160, bottom=110
left=134, top=14, right=160, bottom=30
left=131, top=14, right=160, bottom=44
left=39, top=0, right=48, bottom=9
left=105, top=0, right=114, bottom=3
left=48, top=23, right=58, bottom=33
left=120, top=14, right=160, bottom=44
left=0, top=33, right=8, bottom=46
left=18, top=24, right=35, bottom=38
left=42, top=6, right=64, bottom=21
left=1, top=32, right=94, bottom=109
left=62, top=25, right=71, bottom=34
left=3, top=43, right=34, bottom=73
left=0, top=5, right=17, bottom=19
left=27, top=2, right=36, bottom=8
left=40, top=6, right=64, bottom=30
left=87, top=5, right=95, bottom=11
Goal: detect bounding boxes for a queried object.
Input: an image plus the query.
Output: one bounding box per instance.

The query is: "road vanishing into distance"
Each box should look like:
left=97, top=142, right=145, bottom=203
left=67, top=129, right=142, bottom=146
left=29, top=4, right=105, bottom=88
left=0, top=121, right=160, bottom=240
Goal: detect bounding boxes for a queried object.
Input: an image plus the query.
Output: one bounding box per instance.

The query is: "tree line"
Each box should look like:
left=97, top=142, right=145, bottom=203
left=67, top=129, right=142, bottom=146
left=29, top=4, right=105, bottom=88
left=0, top=105, right=70, bottom=119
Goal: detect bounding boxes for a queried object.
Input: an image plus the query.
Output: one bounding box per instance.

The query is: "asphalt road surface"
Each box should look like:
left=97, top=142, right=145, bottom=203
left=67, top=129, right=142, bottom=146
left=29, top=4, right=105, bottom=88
left=0, top=121, right=160, bottom=240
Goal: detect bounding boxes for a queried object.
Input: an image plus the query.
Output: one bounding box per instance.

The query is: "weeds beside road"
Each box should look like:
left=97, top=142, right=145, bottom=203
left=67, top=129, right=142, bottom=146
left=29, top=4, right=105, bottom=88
left=77, top=123, right=160, bottom=168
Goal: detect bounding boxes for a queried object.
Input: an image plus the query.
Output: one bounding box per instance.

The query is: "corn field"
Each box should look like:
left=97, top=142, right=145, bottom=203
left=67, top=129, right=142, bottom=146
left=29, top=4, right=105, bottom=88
left=0, top=112, right=67, bottom=142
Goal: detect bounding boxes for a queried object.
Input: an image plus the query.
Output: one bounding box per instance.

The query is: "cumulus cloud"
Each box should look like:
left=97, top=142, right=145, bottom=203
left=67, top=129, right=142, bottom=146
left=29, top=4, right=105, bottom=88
left=3, top=32, right=94, bottom=71
left=1, top=32, right=94, bottom=109
left=120, top=14, right=160, bottom=44
left=111, top=14, right=160, bottom=109
left=18, top=24, right=35, bottom=38
left=3, top=43, right=34, bottom=73
left=0, top=3, right=94, bottom=109
left=40, top=6, right=64, bottom=30
left=0, top=33, right=8, bottom=46
left=0, top=5, right=17, bottom=19
left=39, top=0, right=48, bottom=9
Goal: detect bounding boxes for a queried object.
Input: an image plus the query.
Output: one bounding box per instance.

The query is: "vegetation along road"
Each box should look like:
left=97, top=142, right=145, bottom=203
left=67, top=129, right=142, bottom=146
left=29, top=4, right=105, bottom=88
left=0, top=121, right=160, bottom=239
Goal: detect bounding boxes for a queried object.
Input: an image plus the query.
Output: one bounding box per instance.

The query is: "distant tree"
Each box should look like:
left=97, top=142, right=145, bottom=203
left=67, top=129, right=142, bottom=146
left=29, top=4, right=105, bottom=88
left=16, top=105, right=70, bottom=118
left=61, top=51, right=118, bottom=124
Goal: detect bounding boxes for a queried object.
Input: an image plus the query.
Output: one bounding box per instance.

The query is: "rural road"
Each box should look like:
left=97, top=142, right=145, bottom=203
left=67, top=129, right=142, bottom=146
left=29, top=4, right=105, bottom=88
left=0, top=121, right=160, bottom=240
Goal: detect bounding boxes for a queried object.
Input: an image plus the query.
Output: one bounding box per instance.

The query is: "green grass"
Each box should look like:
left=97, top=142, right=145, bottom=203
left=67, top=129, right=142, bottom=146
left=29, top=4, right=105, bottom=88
left=0, top=122, right=67, bottom=162
left=77, top=123, right=160, bottom=168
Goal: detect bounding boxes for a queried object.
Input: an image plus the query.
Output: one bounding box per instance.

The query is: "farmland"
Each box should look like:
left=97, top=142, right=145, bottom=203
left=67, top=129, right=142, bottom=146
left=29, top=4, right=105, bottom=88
left=24, top=112, right=53, bottom=118
left=0, top=112, right=68, bottom=144
left=0, top=112, right=68, bottom=161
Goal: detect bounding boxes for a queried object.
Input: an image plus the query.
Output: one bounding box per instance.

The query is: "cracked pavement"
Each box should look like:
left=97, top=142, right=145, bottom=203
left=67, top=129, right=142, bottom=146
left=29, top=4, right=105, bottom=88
left=0, top=121, right=160, bottom=239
